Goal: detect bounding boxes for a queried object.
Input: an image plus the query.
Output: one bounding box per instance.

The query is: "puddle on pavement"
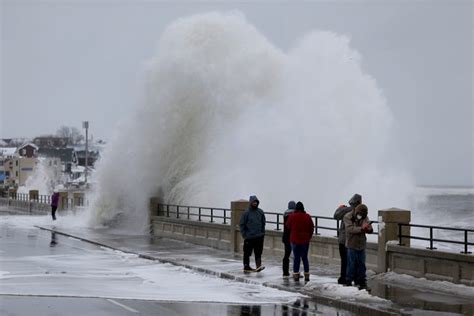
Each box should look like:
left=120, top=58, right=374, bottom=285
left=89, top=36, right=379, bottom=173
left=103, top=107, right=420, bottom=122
left=369, top=279, right=473, bottom=315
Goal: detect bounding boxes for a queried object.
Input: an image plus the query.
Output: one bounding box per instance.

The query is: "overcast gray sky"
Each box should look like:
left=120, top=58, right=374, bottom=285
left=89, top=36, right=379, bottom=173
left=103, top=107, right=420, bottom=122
left=1, top=0, right=472, bottom=187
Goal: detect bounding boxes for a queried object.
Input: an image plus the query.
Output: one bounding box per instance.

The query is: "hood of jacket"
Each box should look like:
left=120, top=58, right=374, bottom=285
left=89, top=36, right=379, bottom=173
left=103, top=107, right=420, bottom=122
left=354, top=204, right=368, bottom=218
left=348, top=194, right=362, bottom=207
left=287, top=200, right=296, bottom=210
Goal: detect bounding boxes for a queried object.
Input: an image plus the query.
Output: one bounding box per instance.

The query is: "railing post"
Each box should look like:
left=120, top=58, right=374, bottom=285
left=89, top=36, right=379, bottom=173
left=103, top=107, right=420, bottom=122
left=461, top=230, right=472, bottom=254
left=198, top=208, right=201, bottom=221
left=398, top=223, right=402, bottom=245
left=377, top=208, right=411, bottom=273
left=276, top=214, right=280, bottom=230
left=314, top=217, right=320, bottom=235
left=223, top=209, right=227, bottom=224
left=187, top=207, right=190, bottom=220
left=166, top=205, right=169, bottom=217
left=210, top=208, right=214, bottom=223
left=177, top=205, right=180, bottom=219
left=427, top=227, right=437, bottom=250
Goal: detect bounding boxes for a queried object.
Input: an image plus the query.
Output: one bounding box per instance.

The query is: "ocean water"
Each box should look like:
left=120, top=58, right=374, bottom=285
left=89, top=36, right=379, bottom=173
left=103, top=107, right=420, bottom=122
left=409, top=186, right=474, bottom=252
left=412, top=187, right=474, bottom=228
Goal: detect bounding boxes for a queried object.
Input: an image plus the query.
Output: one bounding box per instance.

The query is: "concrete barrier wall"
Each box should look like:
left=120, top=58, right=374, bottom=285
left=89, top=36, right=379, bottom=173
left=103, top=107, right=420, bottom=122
left=0, top=197, right=49, bottom=214
left=0, top=196, right=83, bottom=213
left=152, top=216, right=232, bottom=251
left=151, top=216, right=379, bottom=269
left=151, top=210, right=473, bottom=285
left=0, top=198, right=9, bottom=207
left=387, top=243, right=474, bottom=286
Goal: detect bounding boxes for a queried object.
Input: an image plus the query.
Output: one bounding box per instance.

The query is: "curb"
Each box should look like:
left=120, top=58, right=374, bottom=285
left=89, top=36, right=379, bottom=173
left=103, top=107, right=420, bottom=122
left=35, top=226, right=401, bottom=316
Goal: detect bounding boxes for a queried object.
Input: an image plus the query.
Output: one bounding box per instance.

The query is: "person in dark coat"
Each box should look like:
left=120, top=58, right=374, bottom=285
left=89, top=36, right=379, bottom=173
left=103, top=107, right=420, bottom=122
left=286, top=201, right=314, bottom=282
left=282, top=200, right=296, bottom=278
left=239, top=195, right=266, bottom=272
left=50, top=191, right=60, bottom=221
left=333, top=194, right=361, bottom=284
left=344, top=203, right=373, bottom=290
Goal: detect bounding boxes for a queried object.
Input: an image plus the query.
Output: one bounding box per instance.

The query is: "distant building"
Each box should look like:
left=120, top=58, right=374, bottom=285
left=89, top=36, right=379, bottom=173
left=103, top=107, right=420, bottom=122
left=18, top=143, right=38, bottom=158
left=0, top=148, right=18, bottom=188
left=0, top=157, right=38, bottom=187
left=0, top=145, right=40, bottom=187
left=37, top=147, right=75, bottom=173
left=73, top=150, right=100, bottom=167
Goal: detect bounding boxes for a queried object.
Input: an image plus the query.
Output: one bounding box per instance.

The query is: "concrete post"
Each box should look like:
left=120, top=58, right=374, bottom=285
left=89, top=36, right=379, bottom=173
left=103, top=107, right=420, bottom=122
left=29, top=190, right=39, bottom=201
left=377, top=208, right=411, bottom=273
left=58, top=192, right=69, bottom=210
left=73, top=192, right=85, bottom=207
left=8, top=188, right=16, bottom=199
left=230, top=199, right=249, bottom=253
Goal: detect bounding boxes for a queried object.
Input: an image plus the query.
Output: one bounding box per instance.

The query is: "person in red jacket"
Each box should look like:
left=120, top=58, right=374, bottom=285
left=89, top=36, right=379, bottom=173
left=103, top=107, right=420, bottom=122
left=286, top=201, right=314, bottom=282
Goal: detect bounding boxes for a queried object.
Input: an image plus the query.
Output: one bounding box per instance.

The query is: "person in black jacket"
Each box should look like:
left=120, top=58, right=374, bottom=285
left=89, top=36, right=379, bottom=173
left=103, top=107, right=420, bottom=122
left=282, top=200, right=296, bottom=278
left=239, top=195, right=266, bottom=272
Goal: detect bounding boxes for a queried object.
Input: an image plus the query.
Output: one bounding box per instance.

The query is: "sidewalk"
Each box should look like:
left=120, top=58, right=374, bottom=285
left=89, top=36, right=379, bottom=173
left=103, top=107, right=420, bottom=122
left=35, top=225, right=473, bottom=316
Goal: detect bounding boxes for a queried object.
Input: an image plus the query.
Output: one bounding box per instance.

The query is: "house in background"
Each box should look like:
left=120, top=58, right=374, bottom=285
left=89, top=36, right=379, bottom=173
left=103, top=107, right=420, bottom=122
left=73, top=149, right=100, bottom=167
left=18, top=143, right=38, bottom=158
left=38, top=147, right=75, bottom=173
left=0, top=147, right=19, bottom=188
left=0, top=146, right=39, bottom=187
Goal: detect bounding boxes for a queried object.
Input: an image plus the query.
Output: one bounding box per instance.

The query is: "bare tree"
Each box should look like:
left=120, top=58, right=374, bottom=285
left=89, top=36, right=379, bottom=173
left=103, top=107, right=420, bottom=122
left=56, top=126, right=84, bottom=145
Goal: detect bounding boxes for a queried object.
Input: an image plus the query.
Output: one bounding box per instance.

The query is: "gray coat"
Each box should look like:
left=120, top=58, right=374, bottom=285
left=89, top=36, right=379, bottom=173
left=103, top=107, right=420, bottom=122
left=343, top=206, right=373, bottom=251
left=240, top=207, right=266, bottom=240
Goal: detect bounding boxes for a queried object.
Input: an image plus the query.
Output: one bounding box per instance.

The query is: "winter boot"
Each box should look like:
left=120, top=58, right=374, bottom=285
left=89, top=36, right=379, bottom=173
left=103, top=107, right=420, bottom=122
left=293, top=272, right=300, bottom=282
left=243, top=265, right=255, bottom=273
left=255, top=257, right=262, bottom=269
left=358, top=282, right=370, bottom=291
left=304, top=273, right=310, bottom=282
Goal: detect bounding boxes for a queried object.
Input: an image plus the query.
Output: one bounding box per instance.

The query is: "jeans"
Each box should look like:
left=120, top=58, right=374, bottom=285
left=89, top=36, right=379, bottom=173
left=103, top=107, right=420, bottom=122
left=282, top=242, right=292, bottom=275
left=291, top=243, right=309, bottom=273
left=346, top=248, right=366, bottom=285
left=243, top=236, right=264, bottom=267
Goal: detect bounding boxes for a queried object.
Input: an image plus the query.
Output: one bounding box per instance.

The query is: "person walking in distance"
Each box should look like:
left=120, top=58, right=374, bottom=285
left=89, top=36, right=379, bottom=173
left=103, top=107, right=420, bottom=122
left=333, top=194, right=362, bottom=284
left=286, top=201, right=314, bottom=282
left=282, top=200, right=296, bottom=278
left=50, top=190, right=60, bottom=221
left=344, top=203, right=373, bottom=290
left=239, top=195, right=266, bottom=272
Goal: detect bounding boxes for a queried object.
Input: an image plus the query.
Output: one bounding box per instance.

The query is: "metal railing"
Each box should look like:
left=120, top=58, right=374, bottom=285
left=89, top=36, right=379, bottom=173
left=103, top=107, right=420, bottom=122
left=156, top=203, right=378, bottom=236
left=158, top=204, right=230, bottom=224
left=38, top=194, right=51, bottom=204
left=398, top=223, right=473, bottom=254
left=265, top=211, right=378, bottom=236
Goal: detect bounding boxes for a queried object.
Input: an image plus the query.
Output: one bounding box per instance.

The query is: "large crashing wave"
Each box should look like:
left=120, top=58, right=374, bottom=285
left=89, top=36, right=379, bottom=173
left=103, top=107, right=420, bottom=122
left=90, top=12, right=414, bottom=231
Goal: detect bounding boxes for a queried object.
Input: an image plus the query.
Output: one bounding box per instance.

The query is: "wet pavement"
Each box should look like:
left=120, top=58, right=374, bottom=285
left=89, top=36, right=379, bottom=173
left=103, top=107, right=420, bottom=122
left=33, top=226, right=474, bottom=315
left=0, top=214, right=351, bottom=316
left=1, top=212, right=473, bottom=315
left=0, top=295, right=345, bottom=316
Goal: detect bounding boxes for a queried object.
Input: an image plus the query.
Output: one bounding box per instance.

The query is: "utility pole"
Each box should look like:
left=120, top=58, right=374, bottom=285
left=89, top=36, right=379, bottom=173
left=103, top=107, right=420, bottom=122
left=82, top=121, right=89, bottom=185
